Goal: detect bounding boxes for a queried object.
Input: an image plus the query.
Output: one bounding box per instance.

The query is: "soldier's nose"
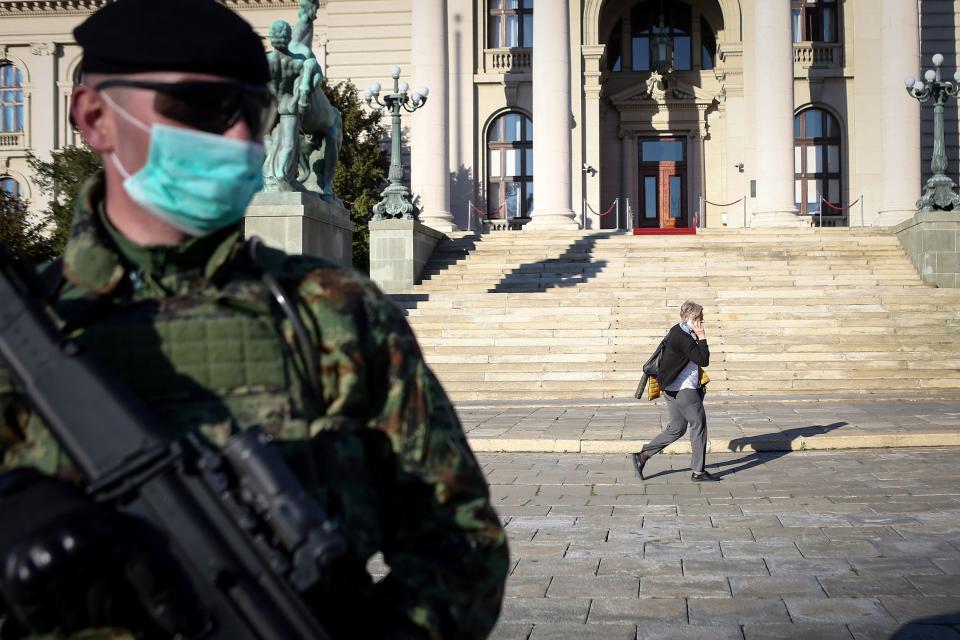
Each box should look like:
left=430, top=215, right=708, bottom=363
left=224, top=117, right=256, bottom=143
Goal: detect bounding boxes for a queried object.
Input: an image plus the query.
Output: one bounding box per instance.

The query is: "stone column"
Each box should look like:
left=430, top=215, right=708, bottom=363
left=621, top=133, right=632, bottom=229
left=583, top=45, right=605, bottom=230
left=750, top=1, right=806, bottom=227
left=26, top=42, right=57, bottom=159
left=875, top=0, right=921, bottom=226
left=526, top=0, right=579, bottom=230
left=411, top=0, right=457, bottom=231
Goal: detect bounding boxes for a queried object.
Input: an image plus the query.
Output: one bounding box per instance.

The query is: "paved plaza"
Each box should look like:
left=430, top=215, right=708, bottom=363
left=459, top=395, right=960, bottom=453
left=481, top=447, right=960, bottom=640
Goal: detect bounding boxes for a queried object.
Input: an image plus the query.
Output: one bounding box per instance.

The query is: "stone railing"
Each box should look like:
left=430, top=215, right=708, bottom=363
left=0, top=132, right=24, bottom=148
left=793, top=42, right=843, bottom=72
left=484, top=48, right=532, bottom=75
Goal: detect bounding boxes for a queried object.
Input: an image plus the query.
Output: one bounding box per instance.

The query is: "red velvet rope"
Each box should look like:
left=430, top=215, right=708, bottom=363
left=469, top=201, right=505, bottom=217
left=820, top=196, right=861, bottom=211
left=585, top=199, right=619, bottom=217
left=704, top=197, right=744, bottom=207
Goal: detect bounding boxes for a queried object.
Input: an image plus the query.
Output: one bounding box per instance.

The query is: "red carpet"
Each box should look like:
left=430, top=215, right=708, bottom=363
left=632, top=227, right=697, bottom=235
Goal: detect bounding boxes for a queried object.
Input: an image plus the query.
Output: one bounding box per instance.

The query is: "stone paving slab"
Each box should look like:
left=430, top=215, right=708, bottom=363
left=484, top=447, right=960, bottom=640
left=461, top=396, right=960, bottom=453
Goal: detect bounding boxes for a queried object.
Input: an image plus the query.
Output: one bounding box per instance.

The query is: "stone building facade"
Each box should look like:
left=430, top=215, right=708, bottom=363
left=0, top=0, right=956, bottom=231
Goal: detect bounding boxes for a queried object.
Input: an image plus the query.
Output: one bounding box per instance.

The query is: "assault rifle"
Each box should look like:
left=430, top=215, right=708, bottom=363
left=0, top=242, right=343, bottom=639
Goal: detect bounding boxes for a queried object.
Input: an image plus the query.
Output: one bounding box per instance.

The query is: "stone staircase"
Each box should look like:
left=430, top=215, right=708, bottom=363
left=391, top=229, right=960, bottom=401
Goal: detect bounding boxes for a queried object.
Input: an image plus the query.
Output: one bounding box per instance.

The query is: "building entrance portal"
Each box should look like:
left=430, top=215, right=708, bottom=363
left=637, top=138, right=688, bottom=228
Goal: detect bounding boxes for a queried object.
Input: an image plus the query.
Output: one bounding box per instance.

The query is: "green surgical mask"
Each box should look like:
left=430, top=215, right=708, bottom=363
left=104, top=92, right=265, bottom=236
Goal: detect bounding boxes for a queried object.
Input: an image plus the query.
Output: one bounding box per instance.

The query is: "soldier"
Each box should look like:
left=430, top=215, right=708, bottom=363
left=0, top=0, right=508, bottom=638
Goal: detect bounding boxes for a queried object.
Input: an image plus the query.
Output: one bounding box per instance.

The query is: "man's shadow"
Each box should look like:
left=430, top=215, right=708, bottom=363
left=640, top=422, right=849, bottom=480
left=890, top=613, right=960, bottom=638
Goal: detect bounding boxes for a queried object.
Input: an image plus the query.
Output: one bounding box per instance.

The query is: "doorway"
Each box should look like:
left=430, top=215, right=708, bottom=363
left=637, top=137, right=688, bottom=228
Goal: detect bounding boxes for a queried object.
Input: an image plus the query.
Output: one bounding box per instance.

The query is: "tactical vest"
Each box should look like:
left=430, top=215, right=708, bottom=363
left=64, top=274, right=314, bottom=447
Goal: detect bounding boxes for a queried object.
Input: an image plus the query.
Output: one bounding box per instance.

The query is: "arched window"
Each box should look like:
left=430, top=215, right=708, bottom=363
left=794, top=108, right=842, bottom=215
left=701, top=16, right=716, bottom=70
left=605, top=2, right=716, bottom=73
left=1, top=176, right=20, bottom=197
left=1, top=64, right=24, bottom=132
left=487, top=112, right=533, bottom=220
left=631, top=0, right=692, bottom=71
left=792, top=0, right=838, bottom=43
left=488, top=0, right=533, bottom=49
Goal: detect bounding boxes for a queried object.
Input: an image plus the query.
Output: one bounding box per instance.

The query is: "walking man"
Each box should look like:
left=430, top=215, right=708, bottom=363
left=632, top=300, right=717, bottom=481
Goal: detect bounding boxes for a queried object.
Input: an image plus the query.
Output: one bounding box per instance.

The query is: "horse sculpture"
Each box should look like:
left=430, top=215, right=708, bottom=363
left=263, top=0, right=342, bottom=203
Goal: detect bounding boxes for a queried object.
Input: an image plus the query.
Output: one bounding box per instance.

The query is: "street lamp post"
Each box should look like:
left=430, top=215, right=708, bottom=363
left=905, top=53, right=960, bottom=211
left=365, top=66, right=429, bottom=221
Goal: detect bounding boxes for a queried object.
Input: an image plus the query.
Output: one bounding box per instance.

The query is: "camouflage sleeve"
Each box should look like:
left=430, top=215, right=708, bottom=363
left=363, top=289, right=509, bottom=640
left=0, top=363, right=26, bottom=469
left=302, top=262, right=509, bottom=640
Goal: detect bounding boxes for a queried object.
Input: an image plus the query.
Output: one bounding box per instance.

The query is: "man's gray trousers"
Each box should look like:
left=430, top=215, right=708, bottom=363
left=640, top=387, right=707, bottom=473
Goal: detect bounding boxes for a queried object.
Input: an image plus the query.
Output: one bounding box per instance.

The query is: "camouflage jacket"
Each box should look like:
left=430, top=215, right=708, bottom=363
left=0, top=173, right=508, bottom=640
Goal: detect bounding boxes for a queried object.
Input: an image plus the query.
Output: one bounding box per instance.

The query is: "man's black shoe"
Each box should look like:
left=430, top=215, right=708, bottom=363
left=631, top=452, right=648, bottom=480
left=691, top=471, right=720, bottom=482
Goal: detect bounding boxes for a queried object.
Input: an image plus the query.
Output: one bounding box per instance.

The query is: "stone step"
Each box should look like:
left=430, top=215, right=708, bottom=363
left=403, top=227, right=959, bottom=400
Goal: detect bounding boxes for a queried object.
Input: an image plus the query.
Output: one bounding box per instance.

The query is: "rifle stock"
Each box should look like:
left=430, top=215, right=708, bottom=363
left=0, top=243, right=337, bottom=640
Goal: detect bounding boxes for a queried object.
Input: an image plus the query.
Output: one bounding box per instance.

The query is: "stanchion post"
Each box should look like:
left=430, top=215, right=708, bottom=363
left=616, top=198, right=621, bottom=231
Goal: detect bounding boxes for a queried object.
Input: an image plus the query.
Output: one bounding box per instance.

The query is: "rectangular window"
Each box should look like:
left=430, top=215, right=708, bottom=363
left=807, top=180, right=820, bottom=213
left=794, top=145, right=802, bottom=172
left=643, top=176, right=657, bottom=219
left=488, top=190, right=501, bottom=218
left=489, top=15, right=501, bottom=48
left=505, top=182, right=519, bottom=218
left=805, top=110, right=823, bottom=137
left=505, top=14, right=519, bottom=47
left=641, top=140, right=684, bottom=162
left=488, top=149, right=501, bottom=176
left=827, top=144, right=839, bottom=170
left=806, top=146, right=823, bottom=174
left=795, top=180, right=803, bottom=210
left=669, top=176, right=682, bottom=218
left=791, top=8, right=803, bottom=42
left=673, top=36, right=691, bottom=70
left=524, top=182, right=534, bottom=216
left=524, top=149, right=533, bottom=176
left=522, top=14, right=533, bottom=46
left=504, top=149, right=520, bottom=176
left=632, top=36, right=650, bottom=71
left=828, top=179, right=840, bottom=203
left=504, top=114, right=522, bottom=142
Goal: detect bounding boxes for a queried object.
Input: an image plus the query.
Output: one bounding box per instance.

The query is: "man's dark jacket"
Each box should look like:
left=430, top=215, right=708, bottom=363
left=659, top=324, right=710, bottom=388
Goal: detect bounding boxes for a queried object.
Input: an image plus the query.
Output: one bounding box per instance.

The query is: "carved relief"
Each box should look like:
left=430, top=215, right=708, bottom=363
left=29, top=42, right=54, bottom=56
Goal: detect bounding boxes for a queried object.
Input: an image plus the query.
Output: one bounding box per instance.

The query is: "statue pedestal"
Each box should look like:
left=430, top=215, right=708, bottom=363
left=245, top=192, right=355, bottom=266
left=368, top=218, right=445, bottom=293
left=891, top=210, right=960, bottom=288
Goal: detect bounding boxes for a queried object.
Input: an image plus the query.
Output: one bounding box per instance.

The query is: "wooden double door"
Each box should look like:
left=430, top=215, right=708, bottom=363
left=637, top=138, right=688, bottom=229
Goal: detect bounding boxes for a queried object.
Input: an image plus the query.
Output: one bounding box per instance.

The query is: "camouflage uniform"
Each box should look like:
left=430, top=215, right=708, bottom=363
left=0, top=173, right=509, bottom=639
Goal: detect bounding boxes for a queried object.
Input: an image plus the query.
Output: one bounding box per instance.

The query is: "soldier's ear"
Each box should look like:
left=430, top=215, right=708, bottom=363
left=71, top=84, right=114, bottom=154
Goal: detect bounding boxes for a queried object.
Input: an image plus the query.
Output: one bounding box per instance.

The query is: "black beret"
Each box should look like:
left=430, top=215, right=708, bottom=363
left=74, top=0, right=269, bottom=84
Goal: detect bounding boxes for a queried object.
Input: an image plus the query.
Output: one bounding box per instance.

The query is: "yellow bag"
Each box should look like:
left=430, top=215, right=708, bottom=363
left=700, top=369, right=710, bottom=386
left=648, top=375, right=662, bottom=400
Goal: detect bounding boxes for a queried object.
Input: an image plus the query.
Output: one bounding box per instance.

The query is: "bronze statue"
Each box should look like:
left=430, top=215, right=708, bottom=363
left=263, top=0, right=342, bottom=202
